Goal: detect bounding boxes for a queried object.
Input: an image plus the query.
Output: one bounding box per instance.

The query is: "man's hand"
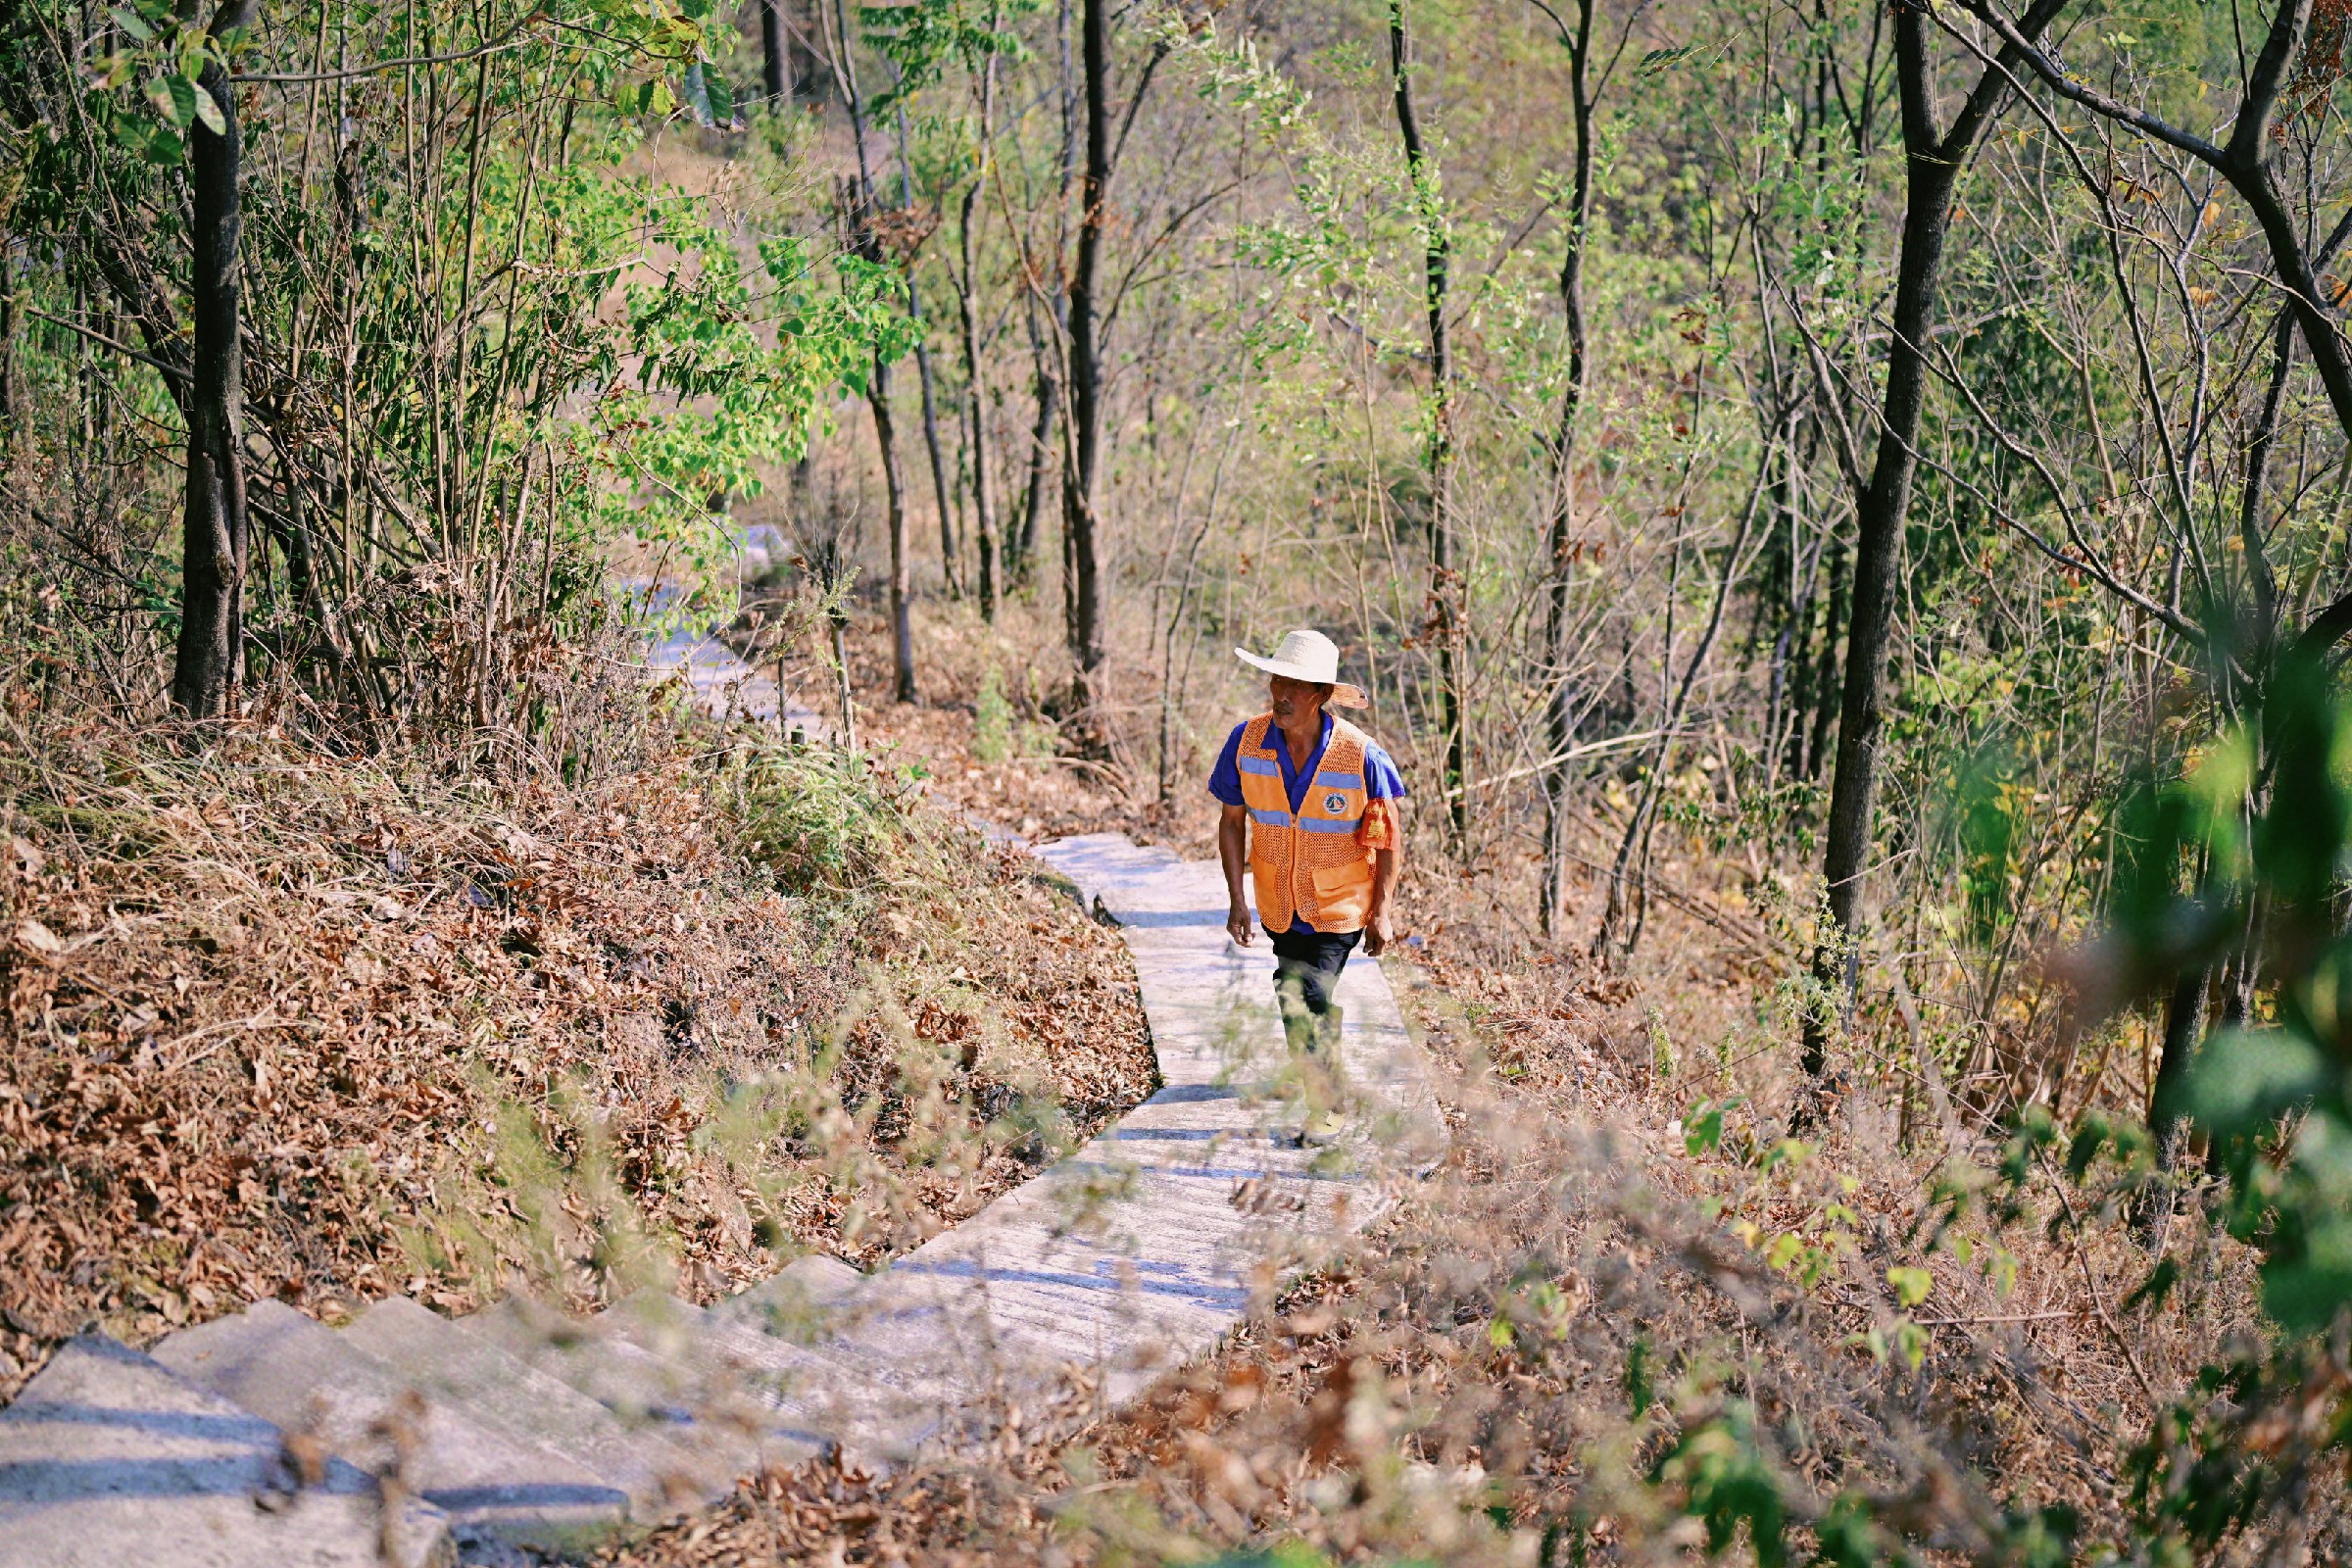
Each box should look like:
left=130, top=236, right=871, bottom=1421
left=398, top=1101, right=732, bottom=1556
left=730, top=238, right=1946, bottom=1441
left=1227, top=904, right=1255, bottom=947
left=1362, top=907, right=1395, bottom=957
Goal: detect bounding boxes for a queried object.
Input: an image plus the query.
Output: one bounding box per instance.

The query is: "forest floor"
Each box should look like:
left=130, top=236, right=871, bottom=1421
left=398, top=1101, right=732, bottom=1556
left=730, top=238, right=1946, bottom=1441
left=591, top=597, right=2261, bottom=1566
left=0, top=595, right=2277, bottom=1562
left=0, top=640, right=1155, bottom=1401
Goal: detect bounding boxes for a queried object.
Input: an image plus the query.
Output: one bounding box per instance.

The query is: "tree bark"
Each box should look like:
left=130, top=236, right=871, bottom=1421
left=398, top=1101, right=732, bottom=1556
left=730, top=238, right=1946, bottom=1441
left=1539, top=0, right=1596, bottom=938
left=956, top=70, right=999, bottom=621
left=1015, top=303, right=1057, bottom=584
left=871, top=363, right=916, bottom=701
left=1062, top=0, right=1110, bottom=703
left=760, top=0, right=787, bottom=103
left=910, top=293, right=959, bottom=599
left=827, top=0, right=915, bottom=702
left=2137, top=964, right=2207, bottom=1249
left=1804, top=535, right=1845, bottom=777
left=1798, top=0, right=2069, bottom=1082
left=888, top=100, right=958, bottom=598
left=0, top=238, right=15, bottom=435
left=172, top=13, right=257, bottom=720
left=1390, top=0, right=1467, bottom=835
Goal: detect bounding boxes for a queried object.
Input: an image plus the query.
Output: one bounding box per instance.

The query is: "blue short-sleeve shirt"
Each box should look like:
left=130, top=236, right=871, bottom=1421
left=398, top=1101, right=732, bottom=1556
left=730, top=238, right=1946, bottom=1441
left=1207, top=714, right=1407, bottom=816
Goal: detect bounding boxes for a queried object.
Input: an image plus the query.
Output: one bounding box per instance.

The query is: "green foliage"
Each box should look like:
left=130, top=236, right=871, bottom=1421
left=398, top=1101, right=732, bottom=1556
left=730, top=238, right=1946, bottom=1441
left=1654, top=1403, right=1788, bottom=1568
left=722, top=739, right=926, bottom=902
left=4, top=0, right=909, bottom=727
left=2114, top=653, right=2352, bottom=1337
left=861, top=0, right=1037, bottom=109
left=1624, top=1332, right=1655, bottom=1417
left=973, top=665, right=1017, bottom=762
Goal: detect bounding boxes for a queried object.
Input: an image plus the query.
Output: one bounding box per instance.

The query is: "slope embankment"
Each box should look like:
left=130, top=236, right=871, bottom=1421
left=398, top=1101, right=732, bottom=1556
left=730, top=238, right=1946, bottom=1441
left=0, top=660, right=1153, bottom=1403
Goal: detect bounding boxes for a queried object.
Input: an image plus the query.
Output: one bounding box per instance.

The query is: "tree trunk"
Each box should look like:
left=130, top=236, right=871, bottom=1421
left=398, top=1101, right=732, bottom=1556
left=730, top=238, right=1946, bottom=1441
left=1540, top=0, right=1596, bottom=938
left=760, top=0, right=786, bottom=103
left=1062, top=0, right=1110, bottom=703
left=172, top=28, right=254, bottom=720
left=1792, top=0, right=2074, bottom=1092
left=827, top=0, right=915, bottom=703
left=0, top=238, right=15, bottom=435
left=1389, top=0, right=1466, bottom=836
left=911, top=300, right=959, bottom=599
left=888, top=102, right=959, bottom=600
left=2137, top=964, right=2207, bottom=1249
left=1799, top=7, right=1976, bottom=1077
left=1803, top=535, right=1845, bottom=777
left=957, top=187, right=998, bottom=620
left=1015, top=303, right=1057, bottom=584
left=871, top=360, right=916, bottom=702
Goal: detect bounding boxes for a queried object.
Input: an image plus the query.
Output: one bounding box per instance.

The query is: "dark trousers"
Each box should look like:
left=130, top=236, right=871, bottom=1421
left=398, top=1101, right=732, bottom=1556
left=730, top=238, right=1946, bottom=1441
left=1270, top=926, right=1359, bottom=1054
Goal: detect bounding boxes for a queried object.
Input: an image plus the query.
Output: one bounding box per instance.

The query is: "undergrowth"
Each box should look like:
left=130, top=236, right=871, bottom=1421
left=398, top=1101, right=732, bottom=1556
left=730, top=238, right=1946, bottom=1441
left=0, top=644, right=1153, bottom=1397
left=589, top=615, right=2348, bottom=1568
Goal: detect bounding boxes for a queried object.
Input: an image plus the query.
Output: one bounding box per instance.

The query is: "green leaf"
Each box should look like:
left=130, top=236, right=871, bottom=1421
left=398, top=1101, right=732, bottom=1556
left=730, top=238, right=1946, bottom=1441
left=189, top=79, right=225, bottom=136
left=2124, top=1256, right=2179, bottom=1314
left=1625, top=1333, right=1654, bottom=1417
left=1658, top=1409, right=1789, bottom=1568
left=149, top=73, right=197, bottom=128
left=2261, top=1213, right=2352, bottom=1334
left=2184, top=1028, right=2328, bottom=1139
left=1810, top=1493, right=1888, bottom=1568
left=111, top=6, right=155, bottom=41
left=1886, top=1265, right=1933, bottom=1308
left=703, top=69, right=733, bottom=124
left=1682, top=1103, right=1724, bottom=1155
left=2064, top=1110, right=2109, bottom=1181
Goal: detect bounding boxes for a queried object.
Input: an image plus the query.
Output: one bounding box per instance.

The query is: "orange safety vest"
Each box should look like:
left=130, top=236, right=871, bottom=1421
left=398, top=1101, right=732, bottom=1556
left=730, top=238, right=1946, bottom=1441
left=1236, top=712, right=1385, bottom=933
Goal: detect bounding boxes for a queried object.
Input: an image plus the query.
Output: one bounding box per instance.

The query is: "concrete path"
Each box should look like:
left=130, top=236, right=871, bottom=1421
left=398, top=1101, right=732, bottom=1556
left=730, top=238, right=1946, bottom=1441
left=644, top=627, right=835, bottom=743
left=0, top=640, right=1442, bottom=1566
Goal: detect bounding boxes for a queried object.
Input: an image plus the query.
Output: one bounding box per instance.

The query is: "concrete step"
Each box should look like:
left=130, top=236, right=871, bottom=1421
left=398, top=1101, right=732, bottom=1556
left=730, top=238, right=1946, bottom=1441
left=601, top=1292, right=951, bottom=1465
left=0, top=1333, right=450, bottom=1568
left=709, top=1253, right=863, bottom=1336
left=339, top=1297, right=720, bottom=1513
left=150, top=1298, right=630, bottom=1553
left=464, top=1296, right=773, bottom=1488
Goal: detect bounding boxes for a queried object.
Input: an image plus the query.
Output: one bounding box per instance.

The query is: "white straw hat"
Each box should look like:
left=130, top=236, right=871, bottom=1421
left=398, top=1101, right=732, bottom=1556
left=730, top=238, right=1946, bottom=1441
left=1235, top=628, right=1368, bottom=708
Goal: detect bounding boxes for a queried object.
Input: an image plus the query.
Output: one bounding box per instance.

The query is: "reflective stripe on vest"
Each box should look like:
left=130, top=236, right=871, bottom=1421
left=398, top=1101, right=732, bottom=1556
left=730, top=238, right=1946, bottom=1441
left=1237, top=712, right=1379, bottom=932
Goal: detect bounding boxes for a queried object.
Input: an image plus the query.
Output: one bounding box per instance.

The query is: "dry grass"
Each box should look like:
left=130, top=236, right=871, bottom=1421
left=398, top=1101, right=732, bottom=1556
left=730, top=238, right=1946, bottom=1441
left=0, top=656, right=1152, bottom=1398
left=2, top=578, right=2320, bottom=1564
left=593, top=606, right=2316, bottom=1567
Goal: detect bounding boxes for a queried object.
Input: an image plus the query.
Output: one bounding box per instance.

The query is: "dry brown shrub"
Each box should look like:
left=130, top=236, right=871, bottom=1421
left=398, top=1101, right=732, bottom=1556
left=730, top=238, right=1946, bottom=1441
left=0, top=656, right=1152, bottom=1397
left=597, top=666, right=2328, bottom=1565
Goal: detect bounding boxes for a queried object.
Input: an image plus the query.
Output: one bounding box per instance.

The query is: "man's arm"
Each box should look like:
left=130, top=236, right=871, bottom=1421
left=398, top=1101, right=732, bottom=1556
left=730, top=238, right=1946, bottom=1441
left=1218, top=804, right=1254, bottom=946
left=1364, top=801, right=1403, bottom=956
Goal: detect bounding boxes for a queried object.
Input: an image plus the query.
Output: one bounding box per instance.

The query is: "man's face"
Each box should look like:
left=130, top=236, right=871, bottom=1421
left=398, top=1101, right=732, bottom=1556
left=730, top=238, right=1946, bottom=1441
left=1269, top=674, right=1326, bottom=725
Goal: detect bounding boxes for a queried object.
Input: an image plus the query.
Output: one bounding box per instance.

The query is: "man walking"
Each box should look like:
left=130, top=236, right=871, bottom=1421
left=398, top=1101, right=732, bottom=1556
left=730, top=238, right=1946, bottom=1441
left=1209, top=629, right=1407, bottom=1057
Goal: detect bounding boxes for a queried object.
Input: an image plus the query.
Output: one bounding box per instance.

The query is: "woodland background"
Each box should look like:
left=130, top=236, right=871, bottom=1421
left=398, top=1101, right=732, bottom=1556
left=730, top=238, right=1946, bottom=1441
left=3, top=0, right=2352, bottom=1562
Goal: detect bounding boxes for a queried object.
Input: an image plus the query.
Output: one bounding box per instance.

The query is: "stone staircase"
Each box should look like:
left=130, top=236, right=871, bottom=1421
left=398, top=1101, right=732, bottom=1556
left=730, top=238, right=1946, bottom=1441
left=0, top=829, right=1442, bottom=1566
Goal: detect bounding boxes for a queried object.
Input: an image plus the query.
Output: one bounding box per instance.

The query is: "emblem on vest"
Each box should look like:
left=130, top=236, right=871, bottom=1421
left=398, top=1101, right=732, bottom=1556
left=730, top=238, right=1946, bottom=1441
left=1322, top=791, right=1348, bottom=814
